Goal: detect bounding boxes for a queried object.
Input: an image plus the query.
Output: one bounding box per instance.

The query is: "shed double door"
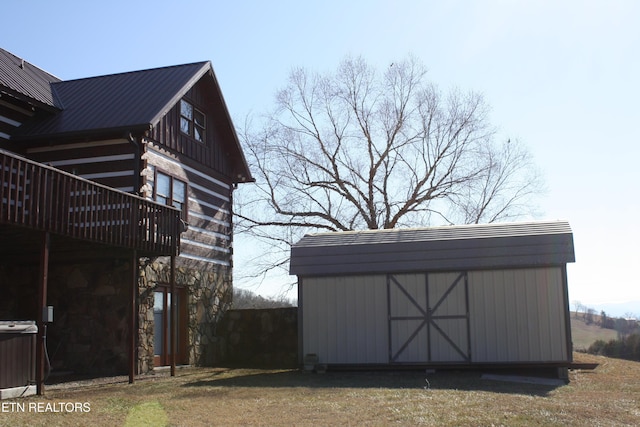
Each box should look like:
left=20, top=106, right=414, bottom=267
left=387, top=272, right=471, bottom=364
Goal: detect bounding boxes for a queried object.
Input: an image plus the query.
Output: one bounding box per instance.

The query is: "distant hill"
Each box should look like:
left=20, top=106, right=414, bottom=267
left=570, top=312, right=619, bottom=351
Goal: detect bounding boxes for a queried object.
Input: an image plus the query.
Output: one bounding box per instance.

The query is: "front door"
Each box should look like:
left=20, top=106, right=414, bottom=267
left=154, top=286, right=187, bottom=366
left=388, top=272, right=471, bottom=363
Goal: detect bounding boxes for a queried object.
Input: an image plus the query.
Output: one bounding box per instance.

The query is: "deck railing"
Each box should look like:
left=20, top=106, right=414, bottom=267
left=0, top=148, right=180, bottom=256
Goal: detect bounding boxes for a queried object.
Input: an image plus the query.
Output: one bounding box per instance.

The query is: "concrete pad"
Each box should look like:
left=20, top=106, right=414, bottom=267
left=0, top=385, right=37, bottom=400
left=481, top=374, right=566, bottom=386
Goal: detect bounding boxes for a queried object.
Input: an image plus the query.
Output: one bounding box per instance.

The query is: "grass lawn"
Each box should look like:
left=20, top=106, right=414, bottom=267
left=1, top=352, right=638, bottom=426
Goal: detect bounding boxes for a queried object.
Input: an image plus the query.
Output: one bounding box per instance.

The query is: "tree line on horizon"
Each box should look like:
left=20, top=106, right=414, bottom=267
left=231, top=288, right=296, bottom=309
left=573, top=300, right=638, bottom=335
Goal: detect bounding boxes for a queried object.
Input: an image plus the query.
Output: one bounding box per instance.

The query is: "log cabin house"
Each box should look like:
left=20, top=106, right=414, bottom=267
left=0, top=47, right=252, bottom=394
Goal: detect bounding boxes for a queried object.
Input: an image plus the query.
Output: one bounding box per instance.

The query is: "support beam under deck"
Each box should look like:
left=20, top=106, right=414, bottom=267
left=129, top=250, right=138, bottom=384
left=36, top=232, right=50, bottom=395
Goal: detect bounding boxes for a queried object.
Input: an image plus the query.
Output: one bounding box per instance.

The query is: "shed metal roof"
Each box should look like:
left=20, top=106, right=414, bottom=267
left=289, top=220, right=575, bottom=276
left=0, top=48, right=61, bottom=109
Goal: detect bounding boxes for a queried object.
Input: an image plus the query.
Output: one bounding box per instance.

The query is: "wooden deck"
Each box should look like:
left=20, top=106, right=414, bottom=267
left=0, top=148, right=180, bottom=256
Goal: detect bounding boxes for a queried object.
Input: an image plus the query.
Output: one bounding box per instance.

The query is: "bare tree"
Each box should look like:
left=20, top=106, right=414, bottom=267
left=235, top=55, right=544, bottom=279
left=573, top=300, right=585, bottom=318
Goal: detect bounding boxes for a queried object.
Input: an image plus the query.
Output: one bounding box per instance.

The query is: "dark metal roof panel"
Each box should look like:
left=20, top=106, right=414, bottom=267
left=13, top=61, right=210, bottom=138
left=0, top=48, right=61, bottom=109
left=290, top=221, right=575, bottom=276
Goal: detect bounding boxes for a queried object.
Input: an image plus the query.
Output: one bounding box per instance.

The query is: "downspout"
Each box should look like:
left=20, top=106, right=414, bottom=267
left=127, top=131, right=144, bottom=195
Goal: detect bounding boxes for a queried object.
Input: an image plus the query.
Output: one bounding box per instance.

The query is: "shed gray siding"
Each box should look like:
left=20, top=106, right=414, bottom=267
left=293, top=221, right=575, bottom=367
left=301, top=275, right=388, bottom=364
left=467, top=268, right=568, bottom=362
left=290, top=221, right=574, bottom=276
left=300, top=267, right=570, bottom=365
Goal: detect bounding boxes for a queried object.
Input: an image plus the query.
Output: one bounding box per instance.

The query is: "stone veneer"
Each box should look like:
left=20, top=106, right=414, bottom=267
left=137, top=258, right=232, bottom=373
left=0, top=257, right=232, bottom=376
left=32, top=260, right=132, bottom=374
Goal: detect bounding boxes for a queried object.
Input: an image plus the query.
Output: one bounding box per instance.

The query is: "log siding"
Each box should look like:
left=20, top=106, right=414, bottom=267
left=143, top=145, right=233, bottom=267
left=0, top=96, right=36, bottom=145
left=26, top=139, right=137, bottom=192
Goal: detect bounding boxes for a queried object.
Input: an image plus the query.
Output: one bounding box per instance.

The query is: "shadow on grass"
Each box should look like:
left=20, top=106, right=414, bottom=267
left=182, top=368, right=561, bottom=397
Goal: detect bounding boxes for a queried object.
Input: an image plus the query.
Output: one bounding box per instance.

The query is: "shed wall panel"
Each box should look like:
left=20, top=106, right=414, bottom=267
left=302, top=275, right=387, bottom=364
left=301, top=266, right=570, bottom=366
left=428, top=272, right=469, bottom=362
left=468, top=267, right=568, bottom=363
left=389, top=273, right=428, bottom=362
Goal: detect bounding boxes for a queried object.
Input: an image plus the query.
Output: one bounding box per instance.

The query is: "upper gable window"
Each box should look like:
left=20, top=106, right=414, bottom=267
left=180, top=99, right=205, bottom=142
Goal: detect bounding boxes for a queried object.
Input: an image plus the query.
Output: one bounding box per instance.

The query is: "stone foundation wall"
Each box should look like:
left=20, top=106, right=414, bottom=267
left=46, top=261, right=132, bottom=374
left=217, top=308, right=298, bottom=368
left=137, top=259, right=232, bottom=373
left=1, top=257, right=232, bottom=376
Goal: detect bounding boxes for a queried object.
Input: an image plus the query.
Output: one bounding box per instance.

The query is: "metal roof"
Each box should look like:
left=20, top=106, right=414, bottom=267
left=290, top=220, right=575, bottom=276
left=12, top=61, right=210, bottom=138
left=1, top=48, right=253, bottom=181
left=0, top=48, right=61, bottom=109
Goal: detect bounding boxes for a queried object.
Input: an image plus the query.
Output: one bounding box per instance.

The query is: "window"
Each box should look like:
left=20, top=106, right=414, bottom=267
left=180, top=99, right=205, bottom=142
left=154, top=171, right=187, bottom=218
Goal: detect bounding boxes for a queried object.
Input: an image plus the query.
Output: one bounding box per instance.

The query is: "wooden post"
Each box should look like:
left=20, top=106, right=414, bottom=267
left=170, top=255, right=176, bottom=376
left=36, top=232, right=50, bottom=395
left=129, top=251, right=138, bottom=384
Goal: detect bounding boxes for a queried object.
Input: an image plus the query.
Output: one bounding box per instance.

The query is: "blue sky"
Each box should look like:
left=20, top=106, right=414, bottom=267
left=2, top=1, right=639, bottom=314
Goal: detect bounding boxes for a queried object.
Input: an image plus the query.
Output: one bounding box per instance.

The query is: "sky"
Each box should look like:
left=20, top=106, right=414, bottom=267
left=2, top=0, right=638, bottom=315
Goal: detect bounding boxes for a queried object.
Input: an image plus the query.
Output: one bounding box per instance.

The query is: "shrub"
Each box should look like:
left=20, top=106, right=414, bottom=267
left=587, top=333, right=640, bottom=361
left=588, top=339, right=607, bottom=355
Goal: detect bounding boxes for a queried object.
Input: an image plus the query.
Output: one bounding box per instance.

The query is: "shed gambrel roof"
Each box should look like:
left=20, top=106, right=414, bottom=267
left=0, top=48, right=61, bottom=110
left=290, top=220, right=575, bottom=276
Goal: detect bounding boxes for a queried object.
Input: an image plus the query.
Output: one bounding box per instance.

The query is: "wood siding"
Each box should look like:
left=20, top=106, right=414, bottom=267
left=148, top=80, right=233, bottom=179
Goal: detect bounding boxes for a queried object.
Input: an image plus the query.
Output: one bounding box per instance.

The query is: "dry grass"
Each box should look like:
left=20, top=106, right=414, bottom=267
left=571, top=314, right=619, bottom=350
left=1, top=353, right=639, bottom=426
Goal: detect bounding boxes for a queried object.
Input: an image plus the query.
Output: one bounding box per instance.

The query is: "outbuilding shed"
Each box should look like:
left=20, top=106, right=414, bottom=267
left=290, top=220, right=576, bottom=371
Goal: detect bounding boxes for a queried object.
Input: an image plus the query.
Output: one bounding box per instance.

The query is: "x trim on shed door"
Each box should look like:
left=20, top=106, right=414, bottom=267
left=387, top=272, right=471, bottom=363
